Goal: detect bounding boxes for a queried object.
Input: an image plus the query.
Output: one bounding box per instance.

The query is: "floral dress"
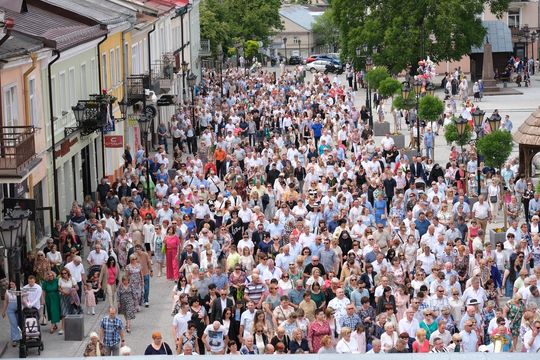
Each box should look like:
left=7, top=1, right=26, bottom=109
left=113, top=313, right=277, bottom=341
left=116, top=235, right=130, bottom=268
left=117, top=283, right=136, bottom=320
left=125, top=263, right=143, bottom=306
left=307, top=320, right=331, bottom=353
left=506, top=300, right=525, bottom=338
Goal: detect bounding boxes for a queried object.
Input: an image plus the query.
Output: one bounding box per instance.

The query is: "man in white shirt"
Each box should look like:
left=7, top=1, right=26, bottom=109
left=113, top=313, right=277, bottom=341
left=91, top=223, right=112, bottom=252
left=22, top=275, right=43, bottom=313
left=87, top=243, right=108, bottom=267
left=472, top=195, right=491, bottom=234
left=398, top=308, right=419, bottom=339
left=156, top=202, right=173, bottom=225
left=172, top=302, right=192, bottom=350
left=327, top=288, right=350, bottom=321
left=64, top=256, right=86, bottom=300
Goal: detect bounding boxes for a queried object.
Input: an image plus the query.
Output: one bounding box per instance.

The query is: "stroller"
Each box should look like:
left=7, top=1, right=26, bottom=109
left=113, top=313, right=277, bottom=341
left=23, top=307, right=44, bottom=355
left=87, top=265, right=106, bottom=302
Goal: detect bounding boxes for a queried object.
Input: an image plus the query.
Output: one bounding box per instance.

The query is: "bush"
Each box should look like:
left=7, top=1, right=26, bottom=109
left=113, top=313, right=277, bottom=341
left=418, top=95, right=444, bottom=122
left=366, top=67, right=390, bottom=90
left=392, top=95, right=416, bottom=111
left=378, top=78, right=402, bottom=98
left=477, top=130, right=513, bottom=169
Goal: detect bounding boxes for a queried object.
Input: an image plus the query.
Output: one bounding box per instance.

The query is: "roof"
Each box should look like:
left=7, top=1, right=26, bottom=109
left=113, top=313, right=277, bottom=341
left=0, top=32, right=43, bottom=60
left=279, top=4, right=325, bottom=31
left=41, top=0, right=137, bottom=26
left=2, top=1, right=107, bottom=51
left=471, top=21, right=513, bottom=54
left=514, top=107, right=540, bottom=146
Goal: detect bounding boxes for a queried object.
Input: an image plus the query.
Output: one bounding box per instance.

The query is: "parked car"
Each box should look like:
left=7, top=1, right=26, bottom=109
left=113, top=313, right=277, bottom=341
left=288, top=55, right=303, bottom=65
left=306, top=59, right=332, bottom=73
left=325, top=61, right=344, bottom=74
left=306, top=54, right=321, bottom=63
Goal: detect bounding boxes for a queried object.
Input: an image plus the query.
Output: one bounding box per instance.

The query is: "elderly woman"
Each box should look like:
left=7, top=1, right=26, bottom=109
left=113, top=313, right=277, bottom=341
left=336, top=327, right=359, bottom=353
left=58, top=268, right=79, bottom=335
left=380, top=322, right=398, bottom=351
left=144, top=331, right=173, bottom=355
left=83, top=332, right=104, bottom=357
left=33, top=251, right=51, bottom=282
left=125, top=254, right=144, bottom=311
left=117, top=275, right=136, bottom=333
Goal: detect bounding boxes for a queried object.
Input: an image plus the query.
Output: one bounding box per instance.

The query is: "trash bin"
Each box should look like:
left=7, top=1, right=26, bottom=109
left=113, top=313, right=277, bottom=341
left=64, top=314, right=84, bottom=341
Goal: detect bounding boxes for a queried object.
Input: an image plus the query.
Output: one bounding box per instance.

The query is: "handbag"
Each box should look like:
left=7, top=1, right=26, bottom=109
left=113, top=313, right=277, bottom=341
left=490, top=195, right=498, bottom=204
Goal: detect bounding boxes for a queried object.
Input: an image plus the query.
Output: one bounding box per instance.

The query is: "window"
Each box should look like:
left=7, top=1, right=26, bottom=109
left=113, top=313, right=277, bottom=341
left=80, top=63, right=87, bottom=98
left=139, top=39, right=147, bottom=74
left=59, top=72, right=67, bottom=123
left=116, top=46, right=121, bottom=85
left=90, top=58, right=96, bottom=94
left=132, top=43, right=139, bottom=74
left=29, top=78, right=38, bottom=127
left=110, top=49, right=115, bottom=87
left=101, top=53, right=108, bottom=90
left=3, top=85, right=18, bottom=128
left=68, top=68, right=76, bottom=109
left=508, top=9, right=520, bottom=28
left=50, top=76, right=57, bottom=119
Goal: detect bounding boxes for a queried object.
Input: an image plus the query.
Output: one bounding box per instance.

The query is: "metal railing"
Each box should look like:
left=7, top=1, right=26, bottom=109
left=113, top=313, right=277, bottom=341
left=200, top=39, right=211, bottom=56
left=0, top=126, right=36, bottom=172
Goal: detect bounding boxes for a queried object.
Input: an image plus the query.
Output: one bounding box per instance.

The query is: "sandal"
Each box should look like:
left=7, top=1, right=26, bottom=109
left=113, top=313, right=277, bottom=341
left=50, top=325, right=57, bottom=334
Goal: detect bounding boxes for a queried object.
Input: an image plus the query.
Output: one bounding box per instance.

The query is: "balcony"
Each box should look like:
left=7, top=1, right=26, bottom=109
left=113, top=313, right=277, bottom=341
left=150, top=53, right=176, bottom=94
left=200, top=39, right=211, bottom=57
left=0, top=126, right=40, bottom=181
left=127, top=74, right=151, bottom=105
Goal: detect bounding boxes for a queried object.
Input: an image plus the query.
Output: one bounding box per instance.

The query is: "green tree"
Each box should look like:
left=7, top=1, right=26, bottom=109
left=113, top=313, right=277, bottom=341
left=331, top=0, right=510, bottom=73
left=378, top=78, right=402, bottom=98
left=418, top=95, right=444, bottom=122
left=477, top=130, right=513, bottom=170
left=392, top=95, right=416, bottom=111
left=245, top=40, right=260, bottom=61
left=444, top=122, right=472, bottom=147
left=200, top=0, right=282, bottom=56
left=366, top=67, right=390, bottom=90
left=312, top=8, right=340, bottom=53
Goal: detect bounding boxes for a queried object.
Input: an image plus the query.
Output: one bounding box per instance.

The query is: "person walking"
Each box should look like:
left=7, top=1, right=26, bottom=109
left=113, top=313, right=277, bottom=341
left=99, top=307, right=126, bottom=356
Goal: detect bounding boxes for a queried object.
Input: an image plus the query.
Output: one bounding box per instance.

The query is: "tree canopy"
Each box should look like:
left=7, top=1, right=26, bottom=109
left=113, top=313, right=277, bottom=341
left=331, top=0, right=510, bottom=73
left=366, top=67, right=390, bottom=90
left=477, top=130, right=513, bottom=169
left=378, top=78, right=402, bottom=98
left=200, top=0, right=282, bottom=57
left=418, top=95, right=445, bottom=122
left=312, top=8, right=340, bottom=53
left=444, top=122, right=472, bottom=147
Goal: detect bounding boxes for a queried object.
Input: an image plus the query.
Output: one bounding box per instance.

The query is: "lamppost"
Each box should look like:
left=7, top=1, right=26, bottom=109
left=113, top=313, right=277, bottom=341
left=532, top=31, right=538, bottom=73
left=218, top=47, right=224, bottom=97
left=471, top=108, right=485, bottom=195
left=1, top=206, right=30, bottom=358
left=520, top=24, right=531, bottom=59
left=118, top=99, right=128, bottom=121
left=283, top=37, right=287, bottom=65
left=298, top=39, right=301, bottom=57
left=138, top=114, right=151, bottom=201
left=181, top=61, right=189, bottom=102
left=187, top=72, right=197, bottom=132
left=366, top=56, right=374, bottom=128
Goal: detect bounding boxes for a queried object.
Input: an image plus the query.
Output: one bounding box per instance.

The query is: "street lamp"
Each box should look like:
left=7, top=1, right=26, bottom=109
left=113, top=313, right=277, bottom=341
left=181, top=61, right=189, bottom=102
left=407, top=79, right=424, bottom=154
left=118, top=99, right=128, bottom=120
left=489, top=113, right=502, bottom=132
left=138, top=115, right=151, bottom=201
left=365, top=56, right=374, bottom=128
left=218, top=47, right=224, bottom=97
left=282, top=37, right=287, bottom=64
left=520, top=24, right=531, bottom=59
left=187, top=72, right=197, bottom=132
left=471, top=108, right=485, bottom=195
left=0, top=216, right=27, bottom=358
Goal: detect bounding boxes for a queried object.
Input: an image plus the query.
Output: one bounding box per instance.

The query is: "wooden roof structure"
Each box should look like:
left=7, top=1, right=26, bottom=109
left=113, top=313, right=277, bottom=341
left=514, top=107, right=540, bottom=177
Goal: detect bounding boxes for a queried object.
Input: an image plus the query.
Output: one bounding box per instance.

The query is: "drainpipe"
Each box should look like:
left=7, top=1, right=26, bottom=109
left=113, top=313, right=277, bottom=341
left=23, top=52, right=37, bottom=248
left=48, top=50, right=61, bottom=221
left=96, top=33, right=108, bottom=179
left=147, top=24, right=155, bottom=143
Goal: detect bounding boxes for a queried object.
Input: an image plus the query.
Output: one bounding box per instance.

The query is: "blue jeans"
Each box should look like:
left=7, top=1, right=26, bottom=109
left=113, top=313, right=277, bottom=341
left=143, top=274, right=150, bottom=303
left=7, top=302, right=21, bottom=342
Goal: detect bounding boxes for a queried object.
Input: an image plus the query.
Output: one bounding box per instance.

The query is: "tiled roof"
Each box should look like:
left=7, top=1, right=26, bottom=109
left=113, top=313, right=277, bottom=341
left=42, top=0, right=136, bottom=25
left=2, top=2, right=107, bottom=51
left=471, top=21, right=513, bottom=54
left=0, top=32, right=43, bottom=60
left=279, top=4, right=325, bottom=31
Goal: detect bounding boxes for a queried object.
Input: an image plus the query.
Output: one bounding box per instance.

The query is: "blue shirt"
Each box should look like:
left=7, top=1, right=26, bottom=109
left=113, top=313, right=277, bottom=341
left=100, top=315, right=124, bottom=347
left=415, top=219, right=431, bottom=237
left=311, top=123, right=323, bottom=137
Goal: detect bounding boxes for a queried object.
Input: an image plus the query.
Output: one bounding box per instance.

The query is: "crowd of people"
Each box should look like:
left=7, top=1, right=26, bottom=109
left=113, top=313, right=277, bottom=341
left=5, top=63, right=540, bottom=356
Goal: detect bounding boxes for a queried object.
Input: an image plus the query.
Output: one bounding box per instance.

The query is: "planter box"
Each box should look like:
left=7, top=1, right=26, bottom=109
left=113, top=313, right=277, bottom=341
left=390, top=134, right=405, bottom=149
left=489, top=229, right=506, bottom=247
left=373, top=121, right=391, bottom=136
